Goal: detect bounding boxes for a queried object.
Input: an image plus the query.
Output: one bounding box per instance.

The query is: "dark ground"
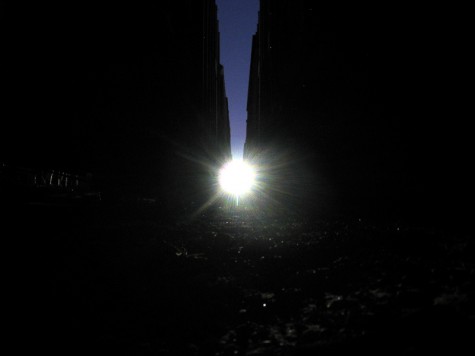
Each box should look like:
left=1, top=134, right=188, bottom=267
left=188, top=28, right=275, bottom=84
left=5, top=200, right=474, bottom=355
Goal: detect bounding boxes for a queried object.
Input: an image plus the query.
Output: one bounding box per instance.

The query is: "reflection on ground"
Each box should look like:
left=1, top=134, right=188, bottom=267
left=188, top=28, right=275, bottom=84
left=7, top=204, right=474, bottom=355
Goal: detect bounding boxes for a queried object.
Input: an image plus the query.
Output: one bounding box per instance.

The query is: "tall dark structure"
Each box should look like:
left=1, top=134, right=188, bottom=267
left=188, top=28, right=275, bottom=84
left=1, top=1, right=231, bottom=205
left=245, top=1, right=470, bottom=223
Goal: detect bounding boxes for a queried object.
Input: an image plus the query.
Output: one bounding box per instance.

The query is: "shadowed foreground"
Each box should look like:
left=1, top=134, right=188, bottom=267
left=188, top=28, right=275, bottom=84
left=6, top=203, right=474, bottom=355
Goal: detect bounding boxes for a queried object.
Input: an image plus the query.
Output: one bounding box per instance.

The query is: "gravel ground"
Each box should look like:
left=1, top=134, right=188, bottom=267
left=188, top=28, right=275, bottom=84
left=6, top=203, right=474, bottom=355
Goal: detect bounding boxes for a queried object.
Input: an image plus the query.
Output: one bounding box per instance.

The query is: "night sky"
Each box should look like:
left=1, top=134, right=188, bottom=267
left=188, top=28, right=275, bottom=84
left=216, top=0, right=259, bottom=159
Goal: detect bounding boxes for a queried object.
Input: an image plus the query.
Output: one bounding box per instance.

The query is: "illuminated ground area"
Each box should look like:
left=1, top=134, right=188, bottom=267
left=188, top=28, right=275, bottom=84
left=7, top=204, right=474, bottom=355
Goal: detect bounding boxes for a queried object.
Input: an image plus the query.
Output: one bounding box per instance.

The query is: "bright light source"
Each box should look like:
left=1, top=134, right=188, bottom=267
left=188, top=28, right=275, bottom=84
left=219, top=160, right=256, bottom=196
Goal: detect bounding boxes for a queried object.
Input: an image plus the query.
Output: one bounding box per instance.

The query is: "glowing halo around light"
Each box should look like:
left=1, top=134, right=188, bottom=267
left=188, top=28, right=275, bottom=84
left=219, top=160, right=256, bottom=197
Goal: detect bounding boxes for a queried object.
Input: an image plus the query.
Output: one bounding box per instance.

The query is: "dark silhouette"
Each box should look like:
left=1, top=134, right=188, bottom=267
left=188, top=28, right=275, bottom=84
left=245, top=1, right=471, bottom=227
left=1, top=1, right=231, bottom=206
